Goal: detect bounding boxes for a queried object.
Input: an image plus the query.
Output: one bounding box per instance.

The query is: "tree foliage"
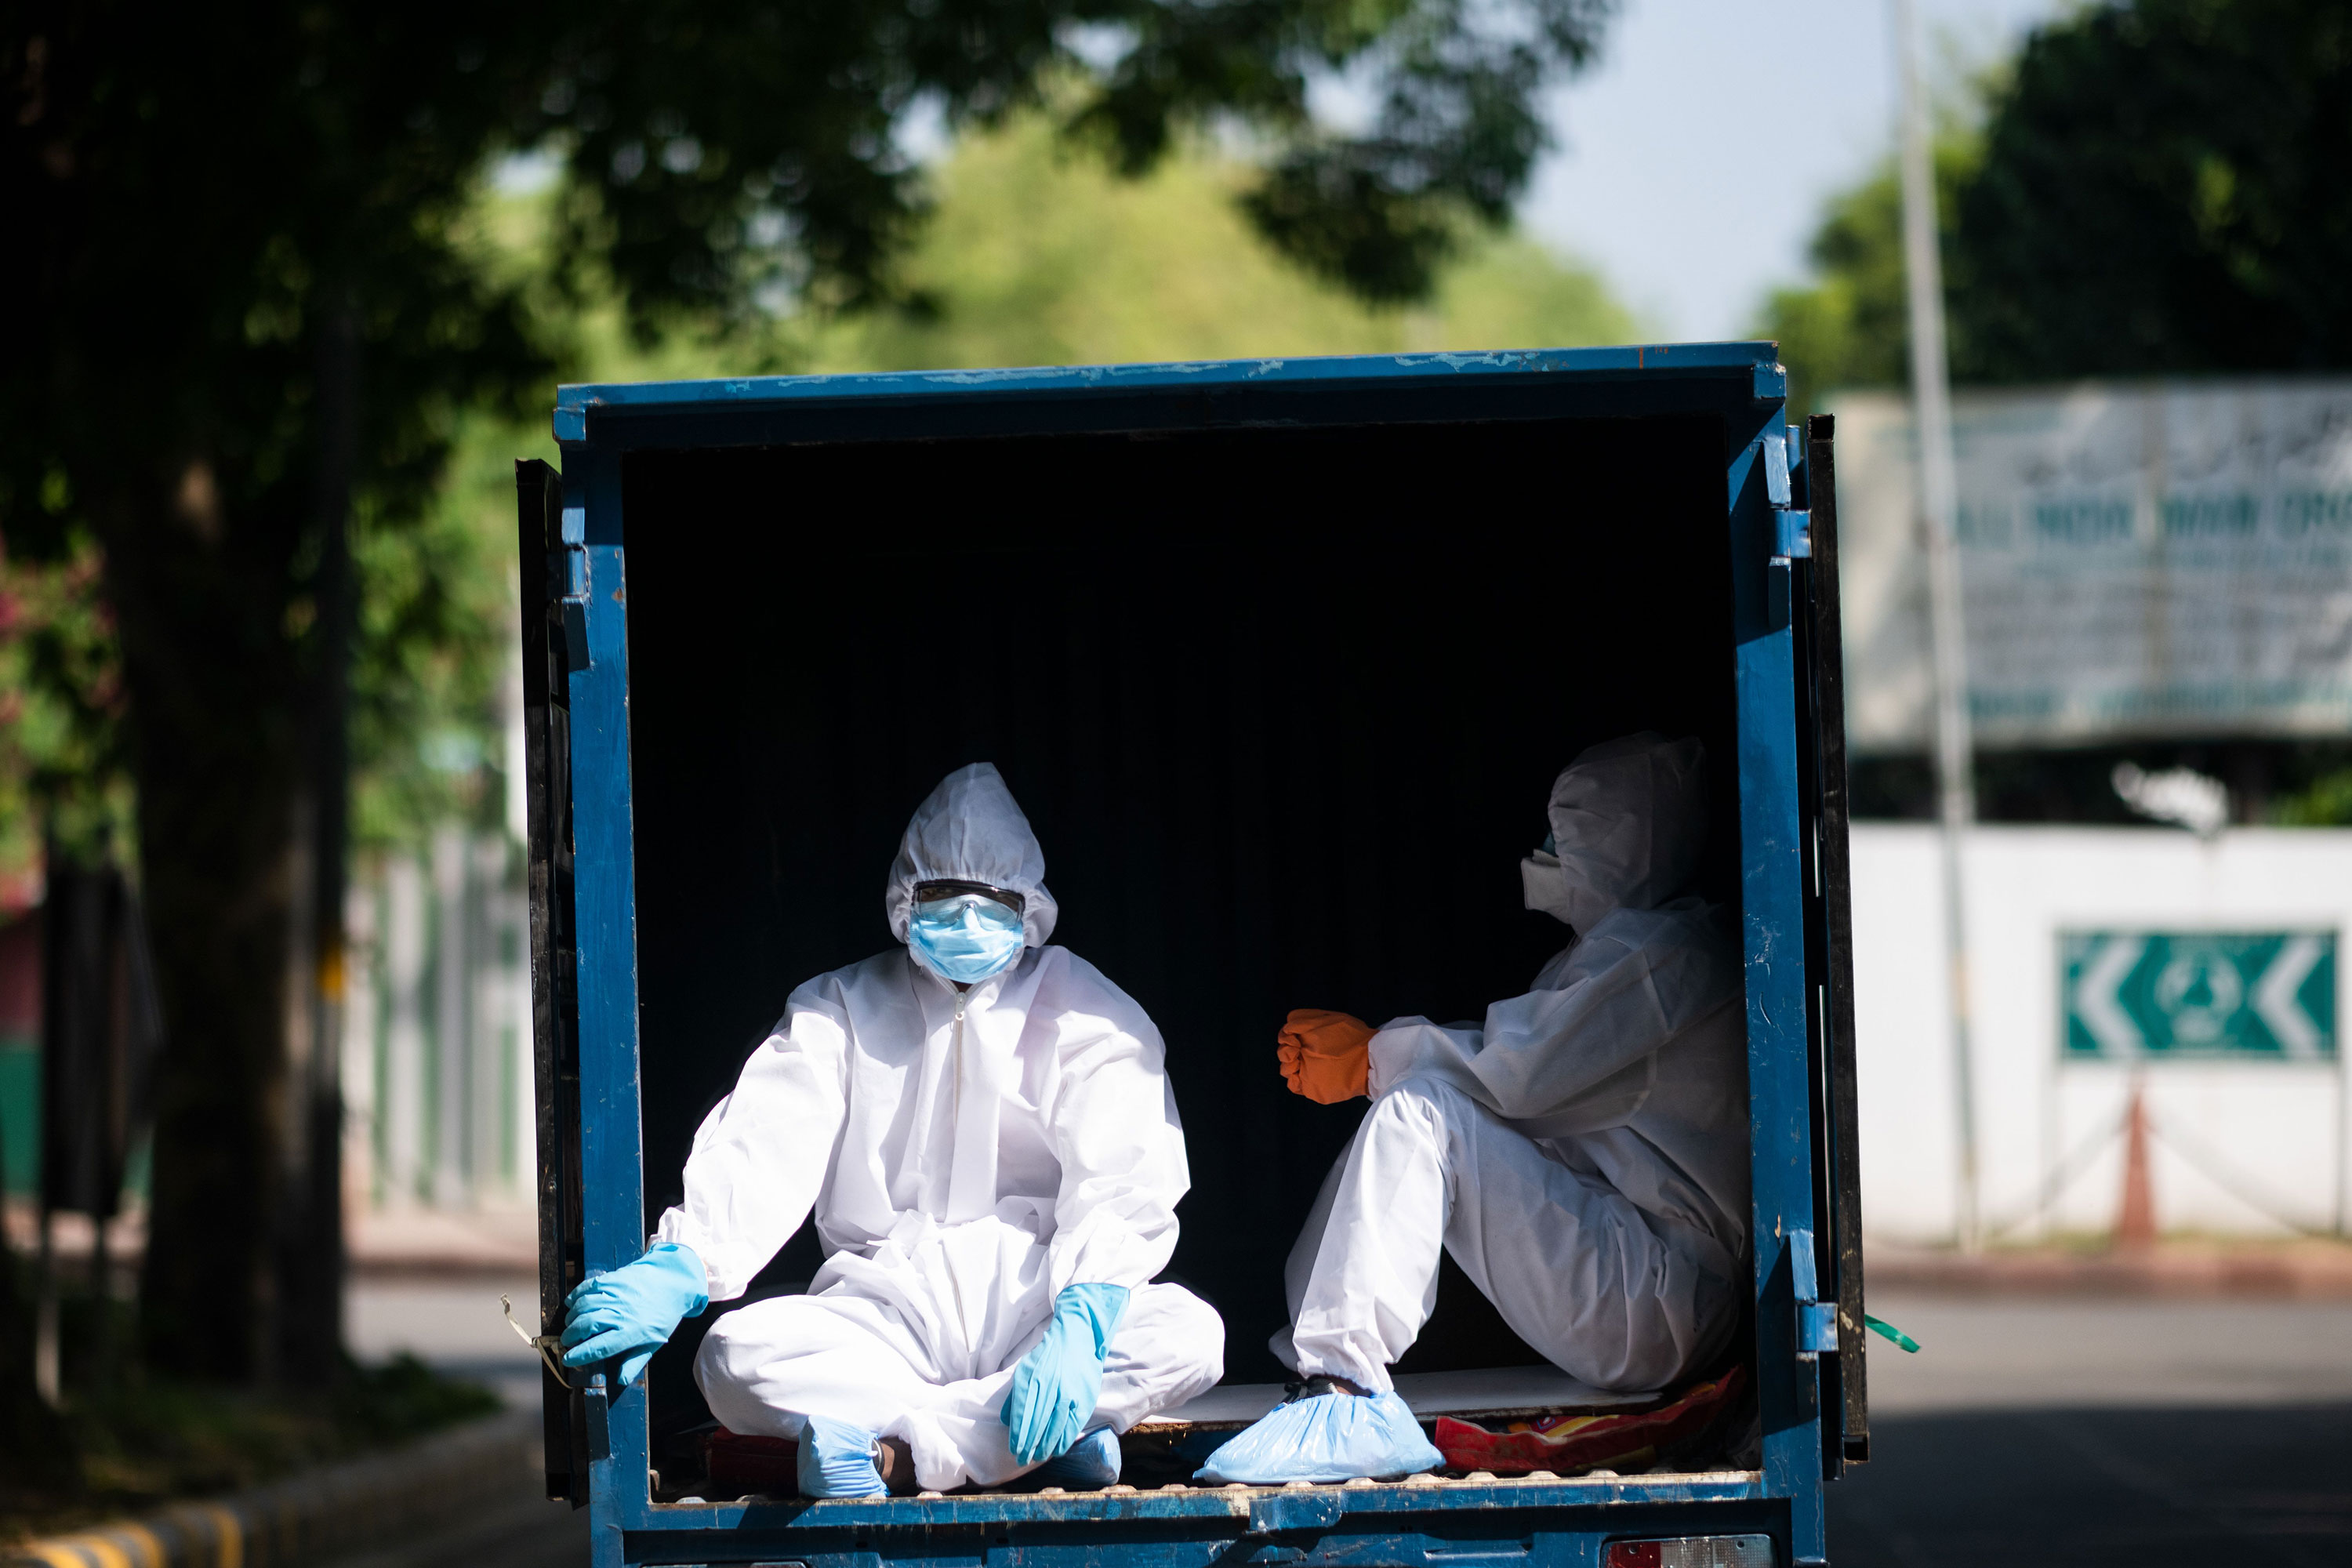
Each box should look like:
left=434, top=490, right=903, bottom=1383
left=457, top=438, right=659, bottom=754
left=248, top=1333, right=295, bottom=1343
left=378, top=114, right=1640, bottom=881
left=2, top=0, right=1614, bottom=1386
left=0, top=533, right=133, bottom=873
left=534, top=0, right=1617, bottom=325
left=826, top=109, right=1638, bottom=370
left=1755, top=132, right=1977, bottom=416
left=1958, top=0, right=2352, bottom=379
left=1764, top=0, right=2352, bottom=405
left=1757, top=0, right=2352, bottom=828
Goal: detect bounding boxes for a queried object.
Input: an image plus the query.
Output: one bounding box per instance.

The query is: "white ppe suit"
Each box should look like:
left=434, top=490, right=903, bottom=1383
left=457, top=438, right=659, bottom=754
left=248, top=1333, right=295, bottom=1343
left=1274, top=733, right=1750, bottom=1396
left=659, top=764, right=1225, bottom=1491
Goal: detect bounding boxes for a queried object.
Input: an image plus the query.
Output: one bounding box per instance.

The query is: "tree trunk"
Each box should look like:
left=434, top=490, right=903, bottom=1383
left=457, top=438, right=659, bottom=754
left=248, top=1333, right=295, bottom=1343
left=111, top=461, right=306, bottom=1383
left=276, top=294, right=359, bottom=1385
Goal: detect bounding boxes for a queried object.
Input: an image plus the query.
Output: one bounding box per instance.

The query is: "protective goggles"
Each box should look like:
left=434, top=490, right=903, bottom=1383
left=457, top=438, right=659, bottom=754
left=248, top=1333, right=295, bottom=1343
left=912, top=879, right=1025, bottom=916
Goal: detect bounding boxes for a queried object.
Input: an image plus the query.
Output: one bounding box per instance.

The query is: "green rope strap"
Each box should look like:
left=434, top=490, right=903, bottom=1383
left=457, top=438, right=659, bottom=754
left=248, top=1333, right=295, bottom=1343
left=1864, top=1314, right=1921, bottom=1353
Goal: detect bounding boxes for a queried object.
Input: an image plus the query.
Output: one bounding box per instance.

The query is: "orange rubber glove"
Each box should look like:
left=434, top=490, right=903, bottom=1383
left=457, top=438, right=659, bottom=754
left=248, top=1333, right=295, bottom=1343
left=1277, top=1009, right=1376, bottom=1104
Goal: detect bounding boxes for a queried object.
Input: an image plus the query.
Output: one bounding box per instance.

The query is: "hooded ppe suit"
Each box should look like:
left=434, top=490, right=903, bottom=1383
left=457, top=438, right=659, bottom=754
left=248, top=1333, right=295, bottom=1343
left=661, top=764, right=1225, bottom=1493
left=1272, top=733, right=1749, bottom=1396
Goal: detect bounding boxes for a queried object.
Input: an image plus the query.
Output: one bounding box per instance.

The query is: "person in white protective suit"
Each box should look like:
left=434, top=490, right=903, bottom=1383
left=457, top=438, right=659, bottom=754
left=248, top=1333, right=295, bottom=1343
left=557, top=763, right=1225, bottom=1497
left=1197, top=732, right=1749, bottom=1484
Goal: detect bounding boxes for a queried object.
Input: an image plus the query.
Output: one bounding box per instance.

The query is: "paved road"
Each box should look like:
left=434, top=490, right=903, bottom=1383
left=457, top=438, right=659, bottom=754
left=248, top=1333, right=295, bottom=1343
left=331, top=1274, right=583, bottom=1567
left=315, top=1482, right=590, bottom=1568
left=1833, top=1402, right=2351, bottom=1567
left=341, top=1277, right=2352, bottom=1568
left=1857, top=1292, right=2352, bottom=1412
left=1831, top=1292, right=2352, bottom=1567
left=345, top=1271, right=547, bottom=1407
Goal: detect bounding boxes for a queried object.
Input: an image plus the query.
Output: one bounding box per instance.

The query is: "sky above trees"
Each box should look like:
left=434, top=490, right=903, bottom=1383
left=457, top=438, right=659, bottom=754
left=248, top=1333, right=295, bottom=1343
left=1523, top=0, right=2063, bottom=339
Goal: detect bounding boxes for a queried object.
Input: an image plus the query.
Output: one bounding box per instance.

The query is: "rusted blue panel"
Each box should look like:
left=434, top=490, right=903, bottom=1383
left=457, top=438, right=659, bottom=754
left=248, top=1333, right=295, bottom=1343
left=641, top=1472, right=1765, bottom=1534
left=621, top=1480, right=1783, bottom=1568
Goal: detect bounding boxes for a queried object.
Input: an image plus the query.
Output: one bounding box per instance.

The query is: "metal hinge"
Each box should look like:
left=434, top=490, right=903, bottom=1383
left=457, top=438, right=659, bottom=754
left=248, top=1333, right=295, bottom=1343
left=1790, top=1228, right=1838, bottom=1361
left=1777, top=509, right=1813, bottom=559
left=559, top=504, right=590, bottom=670
left=1763, top=429, right=1812, bottom=560
left=583, top=1371, right=612, bottom=1460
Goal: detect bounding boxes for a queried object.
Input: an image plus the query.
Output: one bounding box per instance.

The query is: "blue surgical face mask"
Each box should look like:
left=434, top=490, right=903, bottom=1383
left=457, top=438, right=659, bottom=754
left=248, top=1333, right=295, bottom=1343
left=907, top=894, right=1026, bottom=984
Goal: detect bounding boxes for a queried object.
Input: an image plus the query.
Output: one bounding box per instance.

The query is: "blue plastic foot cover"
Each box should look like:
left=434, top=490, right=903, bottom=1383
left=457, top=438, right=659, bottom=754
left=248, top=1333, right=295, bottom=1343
left=1195, top=1390, right=1443, bottom=1484
left=798, top=1414, right=887, bottom=1498
left=1033, top=1425, right=1121, bottom=1489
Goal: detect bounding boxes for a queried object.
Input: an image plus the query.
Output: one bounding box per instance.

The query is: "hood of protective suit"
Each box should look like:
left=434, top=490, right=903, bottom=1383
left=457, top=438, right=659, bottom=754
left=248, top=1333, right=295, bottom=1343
left=1520, top=732, right=1707, bottom=931
left=886, top=763, right=1060, bottom=949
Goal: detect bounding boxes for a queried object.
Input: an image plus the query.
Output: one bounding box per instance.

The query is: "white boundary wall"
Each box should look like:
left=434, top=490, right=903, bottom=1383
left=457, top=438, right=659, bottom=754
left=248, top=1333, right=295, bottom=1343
left=1852, top=824, right=2352, bottom=1243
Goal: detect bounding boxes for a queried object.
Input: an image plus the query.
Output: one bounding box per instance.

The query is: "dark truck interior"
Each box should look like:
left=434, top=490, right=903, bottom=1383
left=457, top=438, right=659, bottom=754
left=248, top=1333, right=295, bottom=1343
left=614, top=412, right=1750, bottom=1493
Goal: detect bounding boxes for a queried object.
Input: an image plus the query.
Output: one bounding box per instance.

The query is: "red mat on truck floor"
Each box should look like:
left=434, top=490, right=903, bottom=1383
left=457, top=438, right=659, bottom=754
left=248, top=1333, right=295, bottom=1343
left=1432, top=1365, right=1744, bottom=1475
left=703, top=1431, right=797, bottom=1496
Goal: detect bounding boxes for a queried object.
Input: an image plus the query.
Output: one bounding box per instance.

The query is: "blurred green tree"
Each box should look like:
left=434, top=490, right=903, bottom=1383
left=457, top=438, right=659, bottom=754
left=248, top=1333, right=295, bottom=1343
left=1956, top=0, right=2352, bottom=379
left=1755, top=132, right=1978, bottom=418
left=1766, top=0, right=2352, bottom=409
left=0, top=535, right=135, bottom=875
left=382, top=113, right=1640, bottom=881
left=1760, top=0, right=2352, bottom=829
left=825, top=111, right=1637, bottom=370
left=1, top=0, right=1616, bottom=1387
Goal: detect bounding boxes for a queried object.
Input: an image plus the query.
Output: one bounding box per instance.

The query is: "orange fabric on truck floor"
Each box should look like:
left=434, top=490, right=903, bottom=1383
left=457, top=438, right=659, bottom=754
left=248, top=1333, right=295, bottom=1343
left=1432, top=1365, right=1746, bottom=1475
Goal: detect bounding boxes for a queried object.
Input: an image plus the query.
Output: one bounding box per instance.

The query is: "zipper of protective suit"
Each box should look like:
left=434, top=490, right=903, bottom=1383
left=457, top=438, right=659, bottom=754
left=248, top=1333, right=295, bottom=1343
left=945, top=987, right=976, bottom=1369
left=952, top=990, right=965, bottom=1125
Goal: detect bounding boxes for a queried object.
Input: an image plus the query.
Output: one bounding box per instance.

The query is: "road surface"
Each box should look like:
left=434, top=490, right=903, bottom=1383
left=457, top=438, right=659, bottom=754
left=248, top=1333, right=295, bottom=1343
left=1833, top=1291, right=2352, bottom=1566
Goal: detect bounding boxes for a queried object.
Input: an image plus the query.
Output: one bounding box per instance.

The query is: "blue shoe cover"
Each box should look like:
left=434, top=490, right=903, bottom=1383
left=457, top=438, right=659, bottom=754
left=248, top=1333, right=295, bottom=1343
left=798, top=1414, right=887, bottom=1498
left=1195, top=1391, right=1443, bottom=1484
left=1033, top=1426, right=1121, bottom=1489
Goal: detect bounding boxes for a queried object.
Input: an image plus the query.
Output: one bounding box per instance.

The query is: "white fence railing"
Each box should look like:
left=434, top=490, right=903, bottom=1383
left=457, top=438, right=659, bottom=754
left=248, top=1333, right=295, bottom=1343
left=343, top=827, right=532, bottom=1214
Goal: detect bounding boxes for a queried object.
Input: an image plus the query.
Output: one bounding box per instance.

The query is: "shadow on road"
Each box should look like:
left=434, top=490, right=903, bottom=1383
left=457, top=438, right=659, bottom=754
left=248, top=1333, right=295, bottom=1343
left=1831, top=1402, right=2352, bottom=1567
left=316, top=1483, right=589, bottom=1568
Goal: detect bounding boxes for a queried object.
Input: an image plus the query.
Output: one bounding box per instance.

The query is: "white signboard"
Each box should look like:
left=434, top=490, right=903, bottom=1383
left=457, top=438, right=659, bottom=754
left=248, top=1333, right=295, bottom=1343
left=1832, top=381, right=2352, bottom=753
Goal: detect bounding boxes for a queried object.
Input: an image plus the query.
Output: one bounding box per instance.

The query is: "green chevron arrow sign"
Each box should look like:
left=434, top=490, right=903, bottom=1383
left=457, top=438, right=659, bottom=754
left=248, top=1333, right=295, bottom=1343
left=2062, top=931, right=2337, bottom=1061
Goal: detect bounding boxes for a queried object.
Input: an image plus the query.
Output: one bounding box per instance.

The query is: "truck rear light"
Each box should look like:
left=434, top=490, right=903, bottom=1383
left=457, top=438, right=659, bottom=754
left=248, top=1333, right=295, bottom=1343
left=1604, top=1536, right=1775, bottom=1568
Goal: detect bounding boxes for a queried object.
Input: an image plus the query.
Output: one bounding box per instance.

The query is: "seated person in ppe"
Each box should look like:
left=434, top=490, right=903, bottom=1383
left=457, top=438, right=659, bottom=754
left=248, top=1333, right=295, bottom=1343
left=1199, top=733, right=1749, bottom=1485
left=559, top=763, right=1224, bottom=1497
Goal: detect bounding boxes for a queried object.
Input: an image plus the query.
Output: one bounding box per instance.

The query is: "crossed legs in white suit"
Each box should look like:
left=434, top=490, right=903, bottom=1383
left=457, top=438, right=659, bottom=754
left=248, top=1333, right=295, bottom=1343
left=1278, top=1074, right=1738, bottom=1395
left=699, top=1240, right=1221, bottom=1492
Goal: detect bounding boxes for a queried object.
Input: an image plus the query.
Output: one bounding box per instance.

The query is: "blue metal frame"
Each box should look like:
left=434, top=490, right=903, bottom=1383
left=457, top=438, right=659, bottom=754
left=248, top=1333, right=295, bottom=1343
left=551, top=343, right=1828, bottom=1568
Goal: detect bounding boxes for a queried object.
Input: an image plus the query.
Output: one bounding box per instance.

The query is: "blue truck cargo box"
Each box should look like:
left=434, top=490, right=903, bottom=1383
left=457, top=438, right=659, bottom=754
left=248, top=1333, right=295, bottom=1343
left=516, top=342, right=1868, bottom=1568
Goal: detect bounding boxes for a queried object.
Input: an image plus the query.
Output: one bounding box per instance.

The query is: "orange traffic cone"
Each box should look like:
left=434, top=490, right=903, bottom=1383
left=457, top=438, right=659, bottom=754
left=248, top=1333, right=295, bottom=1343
left=2114, top=1080, right=2157, bottom=1251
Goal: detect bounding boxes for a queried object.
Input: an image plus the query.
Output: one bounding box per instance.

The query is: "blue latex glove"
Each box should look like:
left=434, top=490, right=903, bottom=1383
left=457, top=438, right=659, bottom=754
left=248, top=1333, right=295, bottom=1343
left=560, top=1242, right=709, bottom=1387
left=1000, top=1283, right=1129, bottom=1465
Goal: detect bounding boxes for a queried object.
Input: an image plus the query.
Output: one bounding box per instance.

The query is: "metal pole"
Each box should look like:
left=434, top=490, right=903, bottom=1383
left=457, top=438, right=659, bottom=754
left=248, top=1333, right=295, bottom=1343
left=34, top=1207, right=59, bottom=1406
left=1893, top=0, right=1981, bottom=1251
left=2335, top=1041, right=2347, bottom=1236
left=92, top=1211, right=111, bottom=1392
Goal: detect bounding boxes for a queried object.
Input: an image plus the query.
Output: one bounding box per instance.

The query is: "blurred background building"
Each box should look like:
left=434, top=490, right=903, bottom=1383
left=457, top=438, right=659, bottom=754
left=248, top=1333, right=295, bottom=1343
left=334, top=629, right=536, bottom=1265
left=342, top=826, right=533, bottom=1221
left=1832, top=379, right=2352, bottom=1246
